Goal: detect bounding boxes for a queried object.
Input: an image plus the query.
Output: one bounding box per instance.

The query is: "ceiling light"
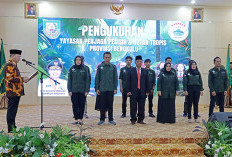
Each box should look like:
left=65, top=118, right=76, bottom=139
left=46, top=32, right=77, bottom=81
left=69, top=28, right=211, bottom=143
left=39, top=2, right=51, bottom=14
left=191, top=0, right=196, bottom=4
left=120, top=0, right=123, bottom=2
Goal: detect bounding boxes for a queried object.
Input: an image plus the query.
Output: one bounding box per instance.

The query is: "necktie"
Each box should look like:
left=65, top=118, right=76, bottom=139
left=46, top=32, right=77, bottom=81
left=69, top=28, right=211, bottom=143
left=137, top=68, right=140, bottom=89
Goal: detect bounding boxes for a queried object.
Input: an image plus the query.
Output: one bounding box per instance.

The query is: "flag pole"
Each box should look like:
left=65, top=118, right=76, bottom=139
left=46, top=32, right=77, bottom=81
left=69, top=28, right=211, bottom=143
left=229, top=44, right=232, bottom=107
left=225, top=44, right=231, bottom=108
left=0, top=39, right=7, bottom=109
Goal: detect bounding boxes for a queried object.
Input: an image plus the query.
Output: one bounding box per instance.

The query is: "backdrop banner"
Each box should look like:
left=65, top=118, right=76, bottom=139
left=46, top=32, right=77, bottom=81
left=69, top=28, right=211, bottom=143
left=38, top=18, right=191, bottom=96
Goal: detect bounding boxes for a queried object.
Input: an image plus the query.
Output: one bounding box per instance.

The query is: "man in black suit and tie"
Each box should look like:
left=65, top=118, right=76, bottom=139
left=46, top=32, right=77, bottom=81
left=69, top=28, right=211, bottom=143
left=27, top=5, right=36, bottom=16
left=127, top=55, right=150, bottom=125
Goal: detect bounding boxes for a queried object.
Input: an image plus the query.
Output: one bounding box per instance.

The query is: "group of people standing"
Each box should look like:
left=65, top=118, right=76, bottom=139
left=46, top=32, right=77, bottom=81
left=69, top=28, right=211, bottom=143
left=4, top=49, right=228, bottom=133
left=69, top=52, right=229, bottom=126
left=67, top=51, right=228, bottom=126
left=98, top=54, right=198, bottom=125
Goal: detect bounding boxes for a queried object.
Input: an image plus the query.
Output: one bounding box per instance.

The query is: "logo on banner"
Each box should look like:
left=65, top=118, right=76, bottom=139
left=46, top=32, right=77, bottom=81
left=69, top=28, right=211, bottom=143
left=43, top=20, right=61, bottom=39
left=168, top=22, right=188, bottom=41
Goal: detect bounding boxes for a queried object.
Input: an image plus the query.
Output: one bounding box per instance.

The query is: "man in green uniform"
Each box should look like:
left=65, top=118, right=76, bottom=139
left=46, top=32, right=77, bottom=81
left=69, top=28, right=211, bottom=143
left=95, top=52, right=118, bottom=125
left=208, top=57, right=228, bottom=117
left=144, top=59, right=156, bottom=117
left=119, top=56, right=133, bottom=118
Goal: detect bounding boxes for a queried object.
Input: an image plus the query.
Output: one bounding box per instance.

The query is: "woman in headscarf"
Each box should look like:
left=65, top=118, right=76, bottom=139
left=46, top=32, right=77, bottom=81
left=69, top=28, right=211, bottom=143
left=183, top=60, right=203, bottom=123
left=68, top=56, right=90, bottom=125
left=157, top=63, right=179, bottom=123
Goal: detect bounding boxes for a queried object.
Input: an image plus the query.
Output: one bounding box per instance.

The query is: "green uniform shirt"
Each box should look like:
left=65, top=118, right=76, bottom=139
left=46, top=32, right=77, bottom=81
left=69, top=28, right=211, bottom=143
left=183, top=70, right=204, bottom=91
left=119, top=66, right=133, bottom=89
left=157, top=72, right=179, bottom=99
left=67, top=65, right=90, bottom=93
left=147, top=68, right=156, bottom=89
left=160, top=67, right=176, bottom=74
left=208, top=67, right=228, bottom=93
left=95, top=62, right=118, bottom=92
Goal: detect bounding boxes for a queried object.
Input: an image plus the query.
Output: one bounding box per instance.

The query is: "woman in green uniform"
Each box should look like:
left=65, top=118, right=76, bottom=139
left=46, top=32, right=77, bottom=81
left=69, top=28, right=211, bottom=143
left=183, top=61, right=203, bottom=123
left=68, top=56, right=90, bottom=125
left=157, top=63, right=179, bottom=123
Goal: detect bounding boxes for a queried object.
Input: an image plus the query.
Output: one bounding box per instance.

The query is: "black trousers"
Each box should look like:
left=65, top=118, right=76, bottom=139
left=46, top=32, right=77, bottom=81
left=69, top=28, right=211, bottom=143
left=209, top=92, right=224, bottom=117
left=187, top=86, right=200, bottom=119
left=100, top=91, right=114, bottom=121
left=84, top=100, right=87, bottom=114
left=71, top=92, right=86, bottom=120
left=122, top=91, right=128, bottom=115
left=7, top=96, right=21, bottom=132
left=147, top=94, right=154, bottom=114
left=95, top=94, right=101, bottom=111
left=183, top=96, right=188, bottom=114
left=130, top=90, right=146, bottom=122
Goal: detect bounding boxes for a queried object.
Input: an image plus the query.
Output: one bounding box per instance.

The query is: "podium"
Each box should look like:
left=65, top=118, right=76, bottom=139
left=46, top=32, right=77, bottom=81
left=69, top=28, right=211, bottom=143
left=225, top=87, right=232, bottom=108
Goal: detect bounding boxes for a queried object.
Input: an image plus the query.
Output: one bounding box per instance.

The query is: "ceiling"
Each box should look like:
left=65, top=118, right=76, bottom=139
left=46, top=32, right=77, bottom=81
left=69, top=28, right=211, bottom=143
left=36, top=0, right=232, bottom=7
left=1, top=0, right=232, bottom=7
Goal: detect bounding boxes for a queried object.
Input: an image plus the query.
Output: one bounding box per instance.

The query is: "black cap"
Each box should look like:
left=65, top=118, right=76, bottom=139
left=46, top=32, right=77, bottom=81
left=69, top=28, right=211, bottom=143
left=144, top=59, right=151, bottom=63
left=47, top=60, right=63, bottom=70
left=135, top=55, right=142, bottom=60
left=10, top=49, right=22, bottom=55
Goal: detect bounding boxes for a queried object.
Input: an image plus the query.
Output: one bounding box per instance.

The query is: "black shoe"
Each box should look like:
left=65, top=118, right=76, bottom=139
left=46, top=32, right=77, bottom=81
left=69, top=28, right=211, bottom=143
left=8, top=124, right=15, bottom=133
left=138, top=121, right=146, bottom=124
left=75, top=121, right=83, bottom=125
left=149, top=114, right=156, bottom=118
left=121, top=114, right=126, bottom=118
left=8, top=127, right=13, bottom=133
left=83, top=114, right=88, bottom=119
left=131, top=121, right=136, bottom=125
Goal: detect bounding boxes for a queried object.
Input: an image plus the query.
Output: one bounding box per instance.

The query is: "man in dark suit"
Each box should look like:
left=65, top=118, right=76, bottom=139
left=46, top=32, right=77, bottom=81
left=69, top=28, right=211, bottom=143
left=194, top=10, right=201, bottom=20
left=127, top=55, right=150, bottom=125
left=27, top=5, right=35, bottom=16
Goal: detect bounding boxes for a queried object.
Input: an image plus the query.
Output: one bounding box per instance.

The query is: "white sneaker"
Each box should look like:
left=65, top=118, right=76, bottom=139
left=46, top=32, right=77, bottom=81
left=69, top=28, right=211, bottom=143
left=194, top=119, right=200, bottom=123
left=188, top=119, right=193, bottom=123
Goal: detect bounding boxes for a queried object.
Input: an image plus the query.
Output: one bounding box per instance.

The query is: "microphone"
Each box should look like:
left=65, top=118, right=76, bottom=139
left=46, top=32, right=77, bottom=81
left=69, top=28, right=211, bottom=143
left=22, top=59, right=35, bottom=65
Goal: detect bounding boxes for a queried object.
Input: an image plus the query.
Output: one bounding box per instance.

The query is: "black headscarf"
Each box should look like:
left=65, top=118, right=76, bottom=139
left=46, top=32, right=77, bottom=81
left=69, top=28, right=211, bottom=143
left=74, top=55, right=83, bottom=68
left=188, top=60, right=199, bottom=75
left=164, top=62, right=172, bottom=74
left=188, top=60, right=193, bottom=65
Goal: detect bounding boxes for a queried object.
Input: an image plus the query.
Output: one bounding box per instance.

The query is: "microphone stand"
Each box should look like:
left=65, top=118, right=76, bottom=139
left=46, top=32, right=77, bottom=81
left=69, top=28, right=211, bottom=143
left=24, top=61, right=60, bottom=130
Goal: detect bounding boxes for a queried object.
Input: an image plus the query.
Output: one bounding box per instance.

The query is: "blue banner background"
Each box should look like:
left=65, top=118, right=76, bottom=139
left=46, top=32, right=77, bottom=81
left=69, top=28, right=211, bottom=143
left=38, top=18, right=191, bottom=96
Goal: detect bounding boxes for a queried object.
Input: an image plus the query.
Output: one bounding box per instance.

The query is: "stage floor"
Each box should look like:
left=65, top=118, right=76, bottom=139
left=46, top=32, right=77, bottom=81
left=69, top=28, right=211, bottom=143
left=0, top=101, right=231, bottom=141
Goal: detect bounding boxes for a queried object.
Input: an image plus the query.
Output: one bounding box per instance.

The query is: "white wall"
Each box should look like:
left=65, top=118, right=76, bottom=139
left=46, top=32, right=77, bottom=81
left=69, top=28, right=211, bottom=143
left=0, top=1, right=232, bottom=105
